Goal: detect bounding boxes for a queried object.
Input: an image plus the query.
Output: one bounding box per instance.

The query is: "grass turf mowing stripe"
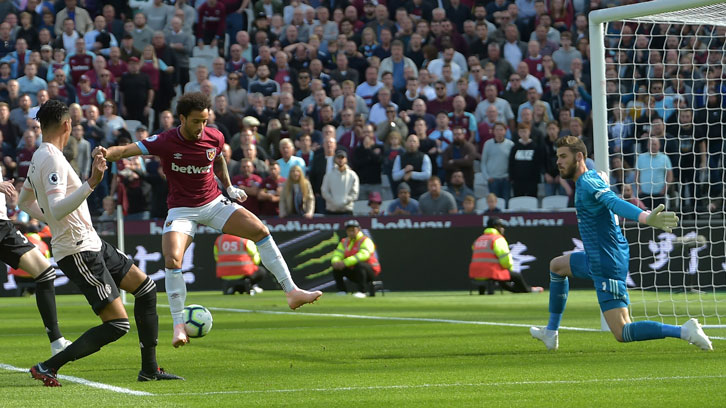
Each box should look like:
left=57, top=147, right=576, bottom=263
left=0, top=363, right=154, bottom=396
left=170, top=305, right=725, bottom=339
left=200, top=306, right=603, bottom=332
left=155, top=374, right=726, bottom=396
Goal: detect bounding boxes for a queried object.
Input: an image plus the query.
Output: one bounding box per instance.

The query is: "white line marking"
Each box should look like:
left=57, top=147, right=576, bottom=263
left=0, top=363, right=154, bottom=396
left=201, top=306, right=602, bottom=332
left=156, top=374, right=726, bottom=396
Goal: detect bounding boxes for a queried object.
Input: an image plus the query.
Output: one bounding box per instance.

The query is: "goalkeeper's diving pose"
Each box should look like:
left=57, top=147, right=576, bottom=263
left=530, top=136, right=712, bottom=351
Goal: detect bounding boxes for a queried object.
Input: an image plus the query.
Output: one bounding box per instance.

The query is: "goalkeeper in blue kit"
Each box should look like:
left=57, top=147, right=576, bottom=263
left=530, top=136, right=712, bottom=351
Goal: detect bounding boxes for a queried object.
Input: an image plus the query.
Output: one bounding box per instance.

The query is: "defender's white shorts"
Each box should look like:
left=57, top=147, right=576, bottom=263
left=163, top=195, right=242, bottom=237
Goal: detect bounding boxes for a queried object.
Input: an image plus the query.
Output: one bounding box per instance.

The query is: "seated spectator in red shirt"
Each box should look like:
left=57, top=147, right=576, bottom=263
left=231, top=158, right=262, bottom=214
left=258, top=161, right=285, bottom=217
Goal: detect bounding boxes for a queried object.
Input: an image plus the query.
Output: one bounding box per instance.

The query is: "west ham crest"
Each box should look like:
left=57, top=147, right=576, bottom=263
left=206, top=148, right=216, bottom=161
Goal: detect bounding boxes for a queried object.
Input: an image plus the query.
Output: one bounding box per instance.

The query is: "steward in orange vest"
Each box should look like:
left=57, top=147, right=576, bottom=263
left=331, top=219, right=381, bottom=298
left=469, top=217, right=543, bottom=295
left=214, top=234, right=267, bottom=295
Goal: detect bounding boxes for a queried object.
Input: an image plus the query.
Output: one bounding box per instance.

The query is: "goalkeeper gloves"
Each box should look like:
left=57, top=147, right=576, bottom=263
left=639, top=204, right=679, bottom=233
left=226, top=185, right=248, bottom=203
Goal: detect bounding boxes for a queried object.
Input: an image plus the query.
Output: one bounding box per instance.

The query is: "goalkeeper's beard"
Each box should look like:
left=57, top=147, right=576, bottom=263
left=559, top=160, right=577, bottom=180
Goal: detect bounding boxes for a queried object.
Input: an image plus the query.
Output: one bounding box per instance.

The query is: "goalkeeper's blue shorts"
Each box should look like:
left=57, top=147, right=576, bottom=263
left=569, top=251, right=629, bottom=312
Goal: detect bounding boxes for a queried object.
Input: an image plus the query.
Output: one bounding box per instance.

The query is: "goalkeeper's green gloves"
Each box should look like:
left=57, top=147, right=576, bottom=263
left=638, top=204, right=679, bottom=233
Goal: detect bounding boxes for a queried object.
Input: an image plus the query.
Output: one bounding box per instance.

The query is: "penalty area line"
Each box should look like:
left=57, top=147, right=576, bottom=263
left=155, top=374, right=726, bottom=396
left=0, top=363, right=154, bottom=396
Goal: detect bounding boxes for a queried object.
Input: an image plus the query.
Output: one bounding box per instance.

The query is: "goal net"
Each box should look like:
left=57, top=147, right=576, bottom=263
left=589, top=0, right=726, bottom=331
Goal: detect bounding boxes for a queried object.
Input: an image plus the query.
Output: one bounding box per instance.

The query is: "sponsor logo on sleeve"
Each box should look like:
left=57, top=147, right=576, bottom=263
left=48, top=172, right=59, bottom=185
left=146, top=135, right=158, bottom=142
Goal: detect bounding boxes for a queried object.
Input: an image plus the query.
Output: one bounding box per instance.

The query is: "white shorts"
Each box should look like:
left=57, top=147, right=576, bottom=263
left=163, top=195, right=242, bottom=237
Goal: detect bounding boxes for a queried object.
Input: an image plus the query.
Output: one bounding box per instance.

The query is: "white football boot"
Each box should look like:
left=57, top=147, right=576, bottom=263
left=681, top=318, right=713, bottom=351
left=530, top=327, right=559, bottom=350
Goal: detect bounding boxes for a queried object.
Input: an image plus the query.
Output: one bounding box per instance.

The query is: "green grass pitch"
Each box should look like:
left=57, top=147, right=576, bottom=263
left=0, top=290, right=724, bottom=407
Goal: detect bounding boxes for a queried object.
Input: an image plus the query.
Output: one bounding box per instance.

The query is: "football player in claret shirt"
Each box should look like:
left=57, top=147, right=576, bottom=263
left=102, top=92, right=322, bottom=348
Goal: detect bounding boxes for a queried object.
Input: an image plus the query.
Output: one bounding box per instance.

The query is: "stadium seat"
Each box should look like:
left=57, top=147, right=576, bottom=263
left=507, top=196, right=538, bottom=211
left=353, top=200, right=369, bottom=215
left=541, top=195, right=570, bottom=209
left=381, top=200, right=394, bottom=214
left=125, top=120, right=142, bottom=135
left=475, top=197, right=505, bottom=213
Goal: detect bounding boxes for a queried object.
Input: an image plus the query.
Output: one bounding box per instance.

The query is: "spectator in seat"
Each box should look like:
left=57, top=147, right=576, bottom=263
left=118, top=57, right=153, bottom=126
left=309, top=133, right=338, bottom=213
left=475, top=84, right=516, bottom=129
left=230, top=158, right=262, bottom=215
left=446, top=170, right=475, bottom=211
left=279, top=165, right=315, bottom=219
left=258, top=161, right=284, bottom=217
left=635, top=137, right=673, bottom=210
left=460, top=195, right=477, bottom=214
left=387, top=182, right=420, bottom=215
left=509, top=123, right=545, bottom=198
left=392, top=133, right=432, bottom=200
left=469, top=216, right=543, bottom=294
left=542, top=121, right=566, bottom=196
left=331, top=219, right=381, bottom=298
left=442, top=126, right=477, bottom=189
left=367, top=191, right=383, bottom=216
left=321, top=149, right=359, bottom=215
left=276, top=138, right=306, bottom=179
left=621, top=183, right=646, bottom=210
left=481, top=122, right=514, bottom=201
left=483, top=192, right=502, bottom=214
left=353, top=129, right=384, bottom=203
left=419, top=175, right=457, bottom=215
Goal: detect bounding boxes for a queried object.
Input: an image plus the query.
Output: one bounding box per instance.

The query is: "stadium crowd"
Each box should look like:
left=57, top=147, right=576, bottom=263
left=0, top=0, right=722, bottom=223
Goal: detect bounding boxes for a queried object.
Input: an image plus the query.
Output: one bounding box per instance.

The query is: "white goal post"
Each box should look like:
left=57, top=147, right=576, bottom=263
left=589, top=0, right=726, bottom=329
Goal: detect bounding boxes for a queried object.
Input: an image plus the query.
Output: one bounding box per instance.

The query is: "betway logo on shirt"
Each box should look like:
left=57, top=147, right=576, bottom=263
left=171, top=162, right=212, bottom=174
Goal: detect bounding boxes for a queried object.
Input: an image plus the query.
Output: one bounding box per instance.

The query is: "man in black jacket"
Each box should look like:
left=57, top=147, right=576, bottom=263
left=353, top=127, right=384, bottom=202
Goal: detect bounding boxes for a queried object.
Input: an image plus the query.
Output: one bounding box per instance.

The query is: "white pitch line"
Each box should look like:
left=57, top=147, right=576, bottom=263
left=201, top=306, right=601, bottom=332
left=0, top=363, right=154, bottom=396
left=156, top=374, right=726, bottom=396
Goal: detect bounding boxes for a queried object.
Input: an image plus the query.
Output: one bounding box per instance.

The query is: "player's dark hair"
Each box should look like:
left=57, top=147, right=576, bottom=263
left=555, top=135, right=588, bottom=158
left=35, top=99, right=69, bottom=131
left=176, top=92, right=211, bottom=118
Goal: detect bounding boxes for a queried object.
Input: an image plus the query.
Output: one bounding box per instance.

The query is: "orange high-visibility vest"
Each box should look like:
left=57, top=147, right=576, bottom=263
left=9, top=233, right=49, bottom=277
left=214, top=235, right=258, bottom=278
left=342, top=236, right=381, bottom=276
left=469, top=233, right=511, bottom=281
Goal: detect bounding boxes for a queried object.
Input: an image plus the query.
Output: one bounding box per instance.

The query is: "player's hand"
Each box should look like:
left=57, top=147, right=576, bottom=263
left=643, top=204, right=679, bottom=233
left=0, top=178, right=15, bottom=197
left=88, top=154, right=107, bottom=189
left=227, top=185, right=247, bottom=203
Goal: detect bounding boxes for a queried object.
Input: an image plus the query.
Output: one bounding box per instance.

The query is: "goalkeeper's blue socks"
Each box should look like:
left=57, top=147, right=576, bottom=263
left=546, top=271, right=569, bottom=331
left=622, top=321, right=681, bottom=342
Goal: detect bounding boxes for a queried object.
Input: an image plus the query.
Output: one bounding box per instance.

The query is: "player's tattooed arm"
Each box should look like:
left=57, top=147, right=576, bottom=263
left=213, top=154, right=232, bottom=189
left=102, top=143, right=143, bottom=162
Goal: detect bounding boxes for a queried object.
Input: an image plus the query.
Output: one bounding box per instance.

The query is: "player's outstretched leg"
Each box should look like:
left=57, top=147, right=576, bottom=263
left=605, top=307, right=713, bottom=350
left=129, top=275, right=184, bottom=380
left=31, top=299, right=130, bottom=387
left=256, top=235, right=322, bottom=309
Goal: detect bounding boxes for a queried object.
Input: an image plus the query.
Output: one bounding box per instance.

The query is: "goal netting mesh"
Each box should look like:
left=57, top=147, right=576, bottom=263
left=601, top=1, right=726, bottom=331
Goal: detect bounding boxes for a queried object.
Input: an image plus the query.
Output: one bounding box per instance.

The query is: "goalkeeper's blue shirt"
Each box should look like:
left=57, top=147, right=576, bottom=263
left=575, top=170, right=644, bottom=279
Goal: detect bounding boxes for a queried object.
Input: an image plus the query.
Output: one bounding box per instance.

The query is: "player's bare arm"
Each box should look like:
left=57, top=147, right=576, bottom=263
left=215, top=154, right=248, bottom=203
left=103, top=143, right=143, bottom=162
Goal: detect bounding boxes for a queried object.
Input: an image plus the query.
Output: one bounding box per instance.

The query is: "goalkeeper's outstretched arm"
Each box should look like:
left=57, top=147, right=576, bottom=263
left=597, top=188, right=679, bottom=232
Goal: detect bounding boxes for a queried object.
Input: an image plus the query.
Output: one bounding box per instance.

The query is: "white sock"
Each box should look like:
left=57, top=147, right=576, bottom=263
left=256, top=235, right=297, bottom=293
left=165, top=268, right=187, bottom=326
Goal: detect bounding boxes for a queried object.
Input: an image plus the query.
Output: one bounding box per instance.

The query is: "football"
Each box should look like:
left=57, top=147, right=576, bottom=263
left=184, top=304, right=213, bottom=338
